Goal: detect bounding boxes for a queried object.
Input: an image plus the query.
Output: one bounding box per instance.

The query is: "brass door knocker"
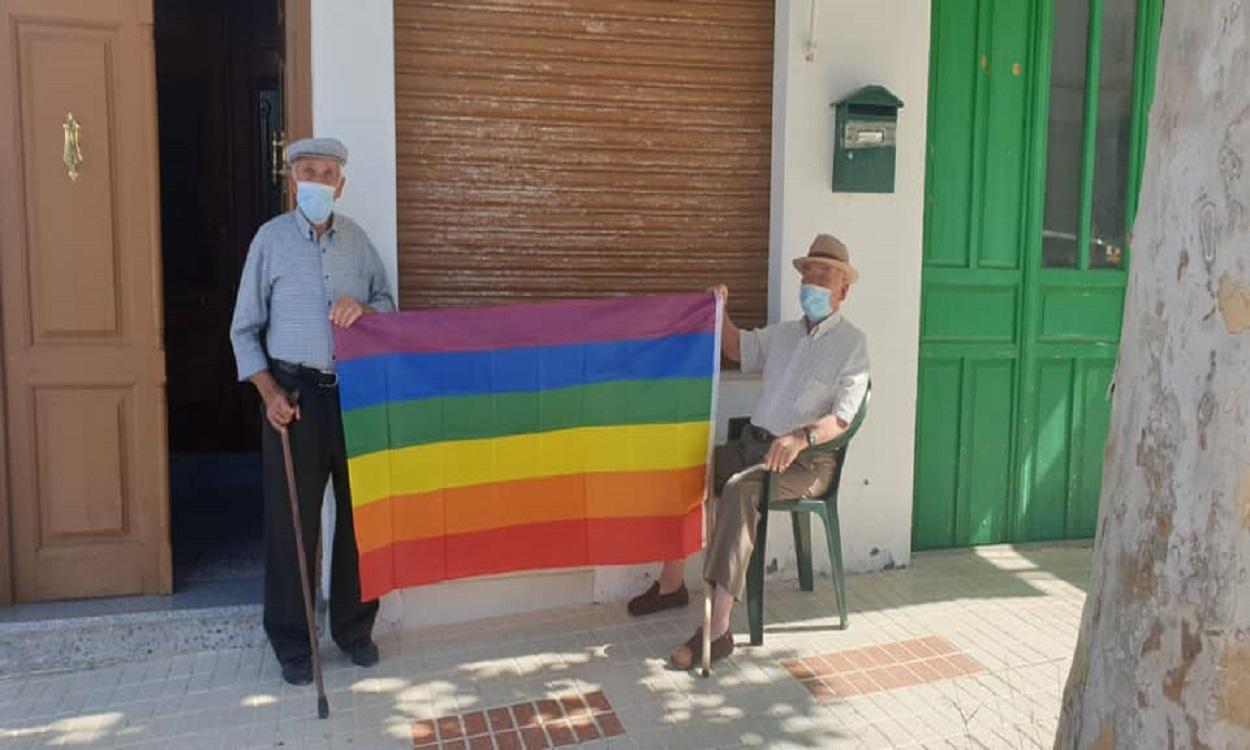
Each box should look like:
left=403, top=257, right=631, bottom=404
left=63, top=112, right=83, bottom=182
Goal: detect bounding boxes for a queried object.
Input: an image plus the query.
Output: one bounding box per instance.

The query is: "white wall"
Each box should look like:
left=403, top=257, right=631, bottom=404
left=310, top=0, right=401, bottom=605
left=310, top=0, right=399, bottom=300
left=763, top=0, right=930, bottom=575
left=310, top=0, right=931, bottom=629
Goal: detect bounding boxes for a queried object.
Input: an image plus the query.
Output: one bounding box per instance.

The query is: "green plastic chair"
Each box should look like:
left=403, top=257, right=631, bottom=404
left=743, top=382, right=871, bottom=646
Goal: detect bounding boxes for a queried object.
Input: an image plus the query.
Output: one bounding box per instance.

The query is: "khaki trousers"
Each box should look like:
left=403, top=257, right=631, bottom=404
left=703, top=425, right=836, bottom=600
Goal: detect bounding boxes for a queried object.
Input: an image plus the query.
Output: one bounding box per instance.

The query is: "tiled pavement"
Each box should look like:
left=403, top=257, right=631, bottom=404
left=410, top=690, right=627, bottom=749
left=0, top=543, right=1090, bottom=749
left=781, top=636, right=987, bottom=703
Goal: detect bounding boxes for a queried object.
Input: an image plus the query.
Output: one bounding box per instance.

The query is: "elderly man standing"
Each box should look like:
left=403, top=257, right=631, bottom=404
left=627, top=234, right=870, bottom=669
left=230, top=137, right=395, bottom=685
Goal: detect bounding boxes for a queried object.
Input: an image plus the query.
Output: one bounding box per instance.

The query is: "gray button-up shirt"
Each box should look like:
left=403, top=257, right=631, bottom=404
left=229, top=210, right=395, bottom=380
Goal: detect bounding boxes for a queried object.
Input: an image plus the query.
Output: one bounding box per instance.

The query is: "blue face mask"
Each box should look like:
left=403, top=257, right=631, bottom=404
left=296, top=181, right=336, bottom=224
left=800, top=284, right=834, bottom=322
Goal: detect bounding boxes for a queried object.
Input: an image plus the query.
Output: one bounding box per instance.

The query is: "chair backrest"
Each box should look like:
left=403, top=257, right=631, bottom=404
left=827, top=380, right=872, bottom=450
left=822, top=380, right=871, bottom=499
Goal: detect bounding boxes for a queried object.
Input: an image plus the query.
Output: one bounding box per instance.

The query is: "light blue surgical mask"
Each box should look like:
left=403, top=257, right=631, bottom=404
left=296, top=181, right=336, bottom=224
left=800, top=284, right=834, bottom=322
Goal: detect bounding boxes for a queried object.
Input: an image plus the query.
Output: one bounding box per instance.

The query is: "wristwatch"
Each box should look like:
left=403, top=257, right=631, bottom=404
left=803, top=427, right=816, bottom=447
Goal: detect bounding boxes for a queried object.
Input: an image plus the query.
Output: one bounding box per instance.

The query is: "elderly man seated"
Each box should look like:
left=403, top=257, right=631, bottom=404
left=627, top=234, right=870, bottom=669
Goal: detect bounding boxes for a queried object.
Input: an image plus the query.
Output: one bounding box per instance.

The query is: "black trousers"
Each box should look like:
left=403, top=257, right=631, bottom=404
left=261, top=367, right=378, bottom=666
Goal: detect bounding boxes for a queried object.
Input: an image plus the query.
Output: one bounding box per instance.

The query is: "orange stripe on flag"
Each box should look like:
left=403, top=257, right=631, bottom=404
left=357, top=506, right=703, bottom=600
left=352, top=466, right=707, bottom=553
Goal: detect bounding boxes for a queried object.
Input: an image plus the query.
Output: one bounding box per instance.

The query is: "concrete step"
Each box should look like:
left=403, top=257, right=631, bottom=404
left=0, top=578, right=266, bottom=675
left=0, top=603, right=265, bottom=675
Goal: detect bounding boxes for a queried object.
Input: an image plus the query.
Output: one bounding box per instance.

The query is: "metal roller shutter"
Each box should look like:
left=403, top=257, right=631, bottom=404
left=393, top=0, right=773, bottom=327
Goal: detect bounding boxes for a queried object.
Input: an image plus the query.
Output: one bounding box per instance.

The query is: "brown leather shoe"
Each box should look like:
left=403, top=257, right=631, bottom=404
left=627, top=582, right=689, bottom=617
left=669, top=628, right=734, bottom=670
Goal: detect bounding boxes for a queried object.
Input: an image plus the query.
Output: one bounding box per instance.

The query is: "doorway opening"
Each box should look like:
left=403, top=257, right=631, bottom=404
left=155, top=0, right=287, bottom=602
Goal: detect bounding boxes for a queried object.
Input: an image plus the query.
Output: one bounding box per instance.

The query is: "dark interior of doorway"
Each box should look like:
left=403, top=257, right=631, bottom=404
left=156, top=0, right=286, bottom=601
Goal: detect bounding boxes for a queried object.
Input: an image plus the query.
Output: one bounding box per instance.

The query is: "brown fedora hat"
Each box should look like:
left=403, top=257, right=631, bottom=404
left=792, top=234, right=859, bottom=284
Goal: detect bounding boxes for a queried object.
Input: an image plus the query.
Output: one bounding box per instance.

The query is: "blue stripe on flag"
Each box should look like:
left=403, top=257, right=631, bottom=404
left=337, top=332, right=717, bottom=411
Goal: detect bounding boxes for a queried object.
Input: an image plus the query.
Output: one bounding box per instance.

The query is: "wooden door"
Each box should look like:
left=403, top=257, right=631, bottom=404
left=914, top=0, right=1036, bottom=549
left=913, top=0, right=1162, bottom=550
left=1017, top=0, right=1162, bottom=542
left=0, top=0, right=170, bottom=601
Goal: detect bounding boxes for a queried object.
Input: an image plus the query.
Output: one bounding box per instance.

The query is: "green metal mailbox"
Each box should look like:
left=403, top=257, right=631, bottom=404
left=831, top=85, right=904, bottom=193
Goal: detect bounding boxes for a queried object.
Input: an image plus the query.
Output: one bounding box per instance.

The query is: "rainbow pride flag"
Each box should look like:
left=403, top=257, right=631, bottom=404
left=334, top=292, right=720, bottom=600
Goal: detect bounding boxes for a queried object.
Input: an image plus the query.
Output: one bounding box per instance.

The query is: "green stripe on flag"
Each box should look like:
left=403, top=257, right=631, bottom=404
left=343, top=377, right=714, bottom=458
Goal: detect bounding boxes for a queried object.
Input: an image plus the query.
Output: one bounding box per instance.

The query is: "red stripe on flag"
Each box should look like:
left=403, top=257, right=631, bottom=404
left=357, top=507, right=703, bottom=599
left=447, top=519, right=589, bottom=581
left=357, top=536, right=445, bottom=601
left=587, top=506, right=703, bottom=564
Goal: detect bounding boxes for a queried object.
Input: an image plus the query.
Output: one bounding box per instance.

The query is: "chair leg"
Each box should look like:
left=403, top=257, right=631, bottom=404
left=745, top=504, right=770, bottom=647
left=791, top=513, right=814, bottom=592
left=819, top=502, right=848, bottom=630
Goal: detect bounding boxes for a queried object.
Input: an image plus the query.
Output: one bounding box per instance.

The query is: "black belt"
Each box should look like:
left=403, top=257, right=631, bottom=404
left=271, top=359, right=338, bottom=388
left=746, top=424, right=776, bottom=442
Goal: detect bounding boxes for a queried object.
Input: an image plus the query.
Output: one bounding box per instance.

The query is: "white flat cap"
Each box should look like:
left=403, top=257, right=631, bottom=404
left=285, top=136, right=348, bottom=166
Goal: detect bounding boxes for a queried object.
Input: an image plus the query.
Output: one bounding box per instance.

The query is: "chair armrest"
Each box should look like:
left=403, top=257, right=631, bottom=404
left=762, top=382, right=871, bottom=503
left=803, top=382, right=872, bottom=458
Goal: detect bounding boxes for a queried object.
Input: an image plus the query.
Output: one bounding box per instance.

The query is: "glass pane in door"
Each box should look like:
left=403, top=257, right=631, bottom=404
left=1089, top=0, right=1137, bottom=269
left=1041, top=0, right=1091, bottom=268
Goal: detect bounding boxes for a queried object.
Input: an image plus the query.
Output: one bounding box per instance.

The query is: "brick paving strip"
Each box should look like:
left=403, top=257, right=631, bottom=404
left=780, top=635, right=986, bottom=701
left=412, top=690, right=626, bottom=749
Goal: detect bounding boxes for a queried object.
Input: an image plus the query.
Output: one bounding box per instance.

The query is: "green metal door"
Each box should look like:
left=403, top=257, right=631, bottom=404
left=913, top=0, right=1162, bottom=550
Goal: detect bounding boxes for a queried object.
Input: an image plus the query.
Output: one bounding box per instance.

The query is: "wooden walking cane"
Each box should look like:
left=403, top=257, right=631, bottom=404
left=702, top=462, right=767, bottom=677
left=279, top=410, right=330, bottom=719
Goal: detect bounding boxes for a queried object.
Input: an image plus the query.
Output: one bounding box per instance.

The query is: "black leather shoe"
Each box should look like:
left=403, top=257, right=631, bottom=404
left=347, top=640, right=379, bottom=668
left=281, top=659, right=313, bottom=686
left=627, top=582, right=690, bottom=617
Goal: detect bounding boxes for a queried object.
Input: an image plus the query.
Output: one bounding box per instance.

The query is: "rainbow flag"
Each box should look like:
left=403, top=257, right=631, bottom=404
left=334, top=292, right=720, bottom=600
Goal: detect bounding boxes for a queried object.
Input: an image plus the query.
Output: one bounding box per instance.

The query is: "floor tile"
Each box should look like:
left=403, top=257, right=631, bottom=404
left=0, top=543, right=1092, bottom=750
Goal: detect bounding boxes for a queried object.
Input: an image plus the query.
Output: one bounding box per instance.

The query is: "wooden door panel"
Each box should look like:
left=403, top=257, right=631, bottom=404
left=913, top=354, right=1019, bottom=549
left=0, top=0, right=169, bottom=602
left=1067, top=359, right=1114, bottom=538
left=27, top=384, right=148, bottom=598
left=978, top=1, right=1033, bottom=270
left=1037, top=272, right=1126, bottom=344
left=921, top=0, right=978, bottom=269
left=17, top=22, right=122, bottom=339
left=959, top=359, right=1016, bottom=545
left=912, top=358, right=961, bottom=550
left=35, top=386, right=129, bottom=538
left=1021, top=356, right=1115, bottom=541
left=920, top=274, right=1020, bottom=344
left=1025, top=358, right=1075, bottom=540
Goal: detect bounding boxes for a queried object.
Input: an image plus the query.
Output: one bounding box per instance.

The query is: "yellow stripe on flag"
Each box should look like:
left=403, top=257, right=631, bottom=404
left=347, top=421, right=710, bottom=507
left=350, top=465, right=709, bottom=552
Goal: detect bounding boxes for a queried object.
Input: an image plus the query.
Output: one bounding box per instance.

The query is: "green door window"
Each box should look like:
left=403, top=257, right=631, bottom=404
left=1042, top=0, right=1141, bottom=270
left=1041, top=0, right=1092, bottom=269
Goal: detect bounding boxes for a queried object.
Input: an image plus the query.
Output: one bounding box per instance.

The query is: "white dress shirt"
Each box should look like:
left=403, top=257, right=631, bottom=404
left=739, top=312, right=870, bottom=436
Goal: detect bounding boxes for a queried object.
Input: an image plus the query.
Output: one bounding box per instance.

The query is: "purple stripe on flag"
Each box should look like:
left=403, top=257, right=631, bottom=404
left=334, top=292, right=717, bottom=361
